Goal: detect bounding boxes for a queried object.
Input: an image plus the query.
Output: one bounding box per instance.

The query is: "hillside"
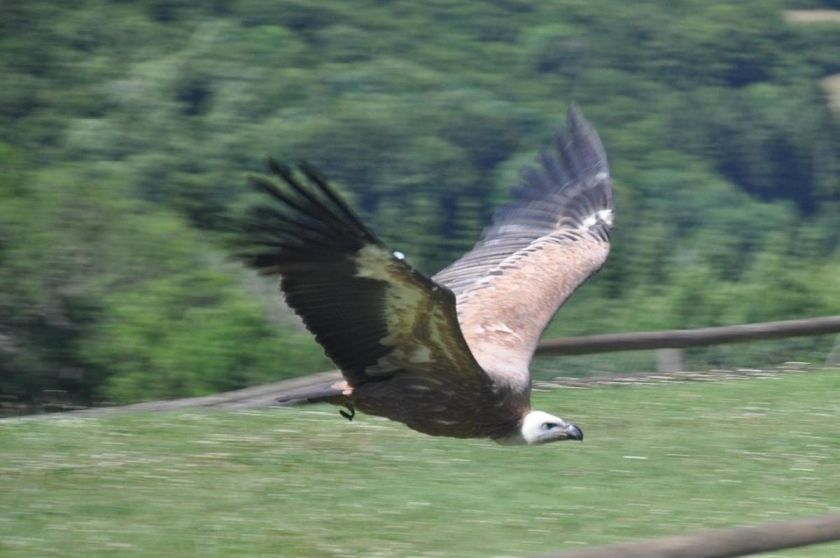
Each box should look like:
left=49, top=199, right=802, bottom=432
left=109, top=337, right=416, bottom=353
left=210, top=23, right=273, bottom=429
left=1, top=0, right=839, bottom=404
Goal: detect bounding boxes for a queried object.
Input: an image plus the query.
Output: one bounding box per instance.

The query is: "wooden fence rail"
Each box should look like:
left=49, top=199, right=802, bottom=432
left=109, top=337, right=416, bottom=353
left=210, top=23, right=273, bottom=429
left=54, top=315, right=840, bottom=415
left=534, top=512, right=840, bottom=558
left=536, top=315, right=840, bottom=356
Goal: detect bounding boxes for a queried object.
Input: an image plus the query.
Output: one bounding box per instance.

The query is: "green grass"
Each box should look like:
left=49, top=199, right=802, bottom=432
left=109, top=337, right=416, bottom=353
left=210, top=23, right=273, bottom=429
left=2, top=370, right=840, bottom=557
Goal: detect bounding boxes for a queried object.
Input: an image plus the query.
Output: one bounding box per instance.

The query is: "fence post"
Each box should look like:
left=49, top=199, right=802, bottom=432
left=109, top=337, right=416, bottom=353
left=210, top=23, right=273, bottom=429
left=826, top=334, right=840, bottom=365
left=656, top=348, right=685, bottom=373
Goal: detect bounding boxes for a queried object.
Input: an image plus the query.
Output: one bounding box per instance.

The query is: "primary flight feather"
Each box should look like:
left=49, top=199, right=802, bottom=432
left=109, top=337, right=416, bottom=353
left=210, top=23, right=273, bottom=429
left=239, top=106, right=613, bottom=445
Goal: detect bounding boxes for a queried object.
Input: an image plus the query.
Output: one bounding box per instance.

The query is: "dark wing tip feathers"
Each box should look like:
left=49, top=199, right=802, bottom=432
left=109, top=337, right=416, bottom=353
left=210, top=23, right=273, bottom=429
left=495, top=107, right=613, bottom=235
left=266, top=156, right=288, bottom=177
left=432, top=107, right=614, bottom=296
left=238, top=161, right=397, bottom=382
left=239, top=161, right=380, bottom=275
left=243, top=108, right=609, bottom=277
left=564, top=105, right=609, bottom=178
left=544, top=106, right=610, bottom=186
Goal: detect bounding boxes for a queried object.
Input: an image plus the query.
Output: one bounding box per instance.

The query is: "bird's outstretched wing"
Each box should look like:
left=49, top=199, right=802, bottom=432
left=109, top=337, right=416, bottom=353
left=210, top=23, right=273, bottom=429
left=433, top=107, right=614, bottom=381
left=238, top=161, right=486, bottom=388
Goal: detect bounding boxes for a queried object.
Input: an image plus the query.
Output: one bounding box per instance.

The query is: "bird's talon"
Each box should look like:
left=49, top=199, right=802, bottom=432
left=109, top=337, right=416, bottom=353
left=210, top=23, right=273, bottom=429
left=340, top=406, right=355, bottom=421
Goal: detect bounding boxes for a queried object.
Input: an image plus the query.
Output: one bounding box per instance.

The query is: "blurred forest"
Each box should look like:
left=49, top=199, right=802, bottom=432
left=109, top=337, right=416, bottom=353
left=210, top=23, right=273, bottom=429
left=1, top=0, right=839, bottom=406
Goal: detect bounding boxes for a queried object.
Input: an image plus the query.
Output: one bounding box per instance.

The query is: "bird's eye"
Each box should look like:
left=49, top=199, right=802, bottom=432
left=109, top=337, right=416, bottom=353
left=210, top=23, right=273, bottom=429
left=542, top=422, right=559, bottom=431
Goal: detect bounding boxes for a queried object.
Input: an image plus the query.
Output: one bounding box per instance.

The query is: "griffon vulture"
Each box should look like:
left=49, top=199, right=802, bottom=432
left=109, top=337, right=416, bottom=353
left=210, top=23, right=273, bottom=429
left=238, top=107, right=613, bottom=445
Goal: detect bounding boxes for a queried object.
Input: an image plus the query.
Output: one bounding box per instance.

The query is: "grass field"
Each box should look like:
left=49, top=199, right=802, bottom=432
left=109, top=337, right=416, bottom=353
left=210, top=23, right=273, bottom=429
left=2, top=369, right=840, bottom=557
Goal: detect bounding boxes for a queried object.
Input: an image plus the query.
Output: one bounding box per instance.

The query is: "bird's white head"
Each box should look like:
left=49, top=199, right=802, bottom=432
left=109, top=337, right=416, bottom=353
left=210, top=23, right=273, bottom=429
left=518, top=410, right=584, bottom=445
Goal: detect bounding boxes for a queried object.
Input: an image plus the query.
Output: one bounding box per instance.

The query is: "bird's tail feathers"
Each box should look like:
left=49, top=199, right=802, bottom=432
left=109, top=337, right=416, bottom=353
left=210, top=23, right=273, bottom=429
left=275, top=379, right=348, bottom=407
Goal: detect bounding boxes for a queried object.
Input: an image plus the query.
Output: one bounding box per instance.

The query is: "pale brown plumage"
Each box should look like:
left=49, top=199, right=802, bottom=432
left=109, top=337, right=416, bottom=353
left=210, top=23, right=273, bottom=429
left=239, top=107, right=613, bottom=444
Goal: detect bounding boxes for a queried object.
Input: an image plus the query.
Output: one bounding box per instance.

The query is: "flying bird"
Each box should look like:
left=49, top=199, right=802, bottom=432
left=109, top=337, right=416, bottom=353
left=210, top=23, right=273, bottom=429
left=238, top=107, right=613, bottom=445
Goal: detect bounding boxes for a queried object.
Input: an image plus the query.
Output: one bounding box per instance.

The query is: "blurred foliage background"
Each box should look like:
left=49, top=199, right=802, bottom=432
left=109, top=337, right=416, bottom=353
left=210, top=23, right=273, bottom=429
left=0, top=0, right=838, bottom=406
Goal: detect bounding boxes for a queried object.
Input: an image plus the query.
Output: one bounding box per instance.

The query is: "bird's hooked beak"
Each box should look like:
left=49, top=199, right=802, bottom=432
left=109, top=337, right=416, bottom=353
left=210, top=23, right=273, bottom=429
left=564, top=423, right=584, bottom=442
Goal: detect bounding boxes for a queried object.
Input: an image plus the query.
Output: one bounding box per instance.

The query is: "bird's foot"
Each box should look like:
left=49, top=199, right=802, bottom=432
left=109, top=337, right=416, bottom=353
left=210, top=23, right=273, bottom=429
left=339, top=405, right=356, bottom=421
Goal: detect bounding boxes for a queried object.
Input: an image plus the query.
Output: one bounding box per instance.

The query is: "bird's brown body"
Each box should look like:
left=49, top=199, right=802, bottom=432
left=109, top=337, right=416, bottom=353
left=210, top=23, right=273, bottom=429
left=352, top=377, right=528, bottom=440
